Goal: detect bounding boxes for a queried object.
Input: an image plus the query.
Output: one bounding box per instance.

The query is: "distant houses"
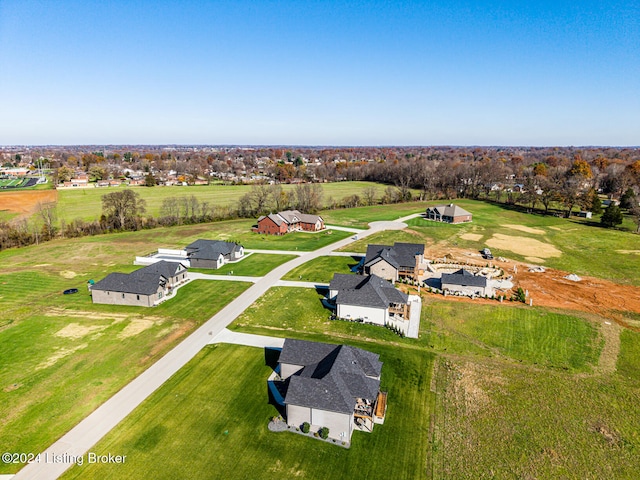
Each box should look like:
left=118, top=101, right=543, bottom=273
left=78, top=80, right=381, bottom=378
left=254, top=210, right=325, bottom=235
left=425, top=203, right=472, bottom=224
left=90, top=260, right=188, bottom=307
left=363, top=242, right=425, bottom=282
left=274, top=338, right=387, bottom=442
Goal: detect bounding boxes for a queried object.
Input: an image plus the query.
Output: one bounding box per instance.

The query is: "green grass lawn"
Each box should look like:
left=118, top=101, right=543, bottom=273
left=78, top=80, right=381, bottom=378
left=616, top=330, right=640, bottom=384
left=320, top=200, right=425, bottom=228
left=190, top=253, right=297, bottom=277
left=0, top=273, right=250, bottom=474
left=424, top=299, right=602, bottom=372
left=282, top=255, right=361, bottom=282
left=56, top=181, right=392, bottom=224
left=62, top=342, right=434, bottom=480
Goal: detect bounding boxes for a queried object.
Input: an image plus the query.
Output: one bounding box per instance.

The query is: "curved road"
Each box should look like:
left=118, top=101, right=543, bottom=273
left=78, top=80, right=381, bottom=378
left=15, top=215, right=417, bottom=479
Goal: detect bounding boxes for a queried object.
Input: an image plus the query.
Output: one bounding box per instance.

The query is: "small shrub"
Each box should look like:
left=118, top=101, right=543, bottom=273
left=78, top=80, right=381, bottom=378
left=313, top=432, right=318, bottom=437
left=302, top=422, right=310, bottom=433
left=319, top=427, right=330, bottom=439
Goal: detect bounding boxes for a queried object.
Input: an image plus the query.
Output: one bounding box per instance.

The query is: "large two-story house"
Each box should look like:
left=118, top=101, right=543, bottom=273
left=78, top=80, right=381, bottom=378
left=254, top=210, right=325, bottom=235
left=363, top=242, right=425, bottom=282
left=276, top=338, right=387, bottom=442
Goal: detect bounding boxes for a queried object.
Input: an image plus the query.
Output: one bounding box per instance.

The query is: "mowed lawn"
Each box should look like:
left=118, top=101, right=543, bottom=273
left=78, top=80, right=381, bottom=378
left=56, top=181, right=390, bottom=223
left=320, top=200, right=425, bottom=228
left=282, top=255, right=361, bottom=283
left=62, top=343, right=434, bottom=480
left=0, top=279, right=250, bottom=474
left=190, top=253, right=297, bottom=277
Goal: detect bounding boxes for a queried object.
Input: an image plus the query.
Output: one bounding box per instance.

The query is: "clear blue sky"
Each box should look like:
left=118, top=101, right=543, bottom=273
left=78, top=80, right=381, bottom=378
left=0, top=0, right=638, bottom=146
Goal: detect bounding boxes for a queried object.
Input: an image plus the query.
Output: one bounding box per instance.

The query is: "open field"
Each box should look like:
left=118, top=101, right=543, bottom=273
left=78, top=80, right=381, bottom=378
left=282, top=255, right=360, bottom=282
left=52, top=181, right=393, bottom=223
left=432, top=357, right=640, bottom=478
left=62, top=342, right=434, bottom=480
left=320, top=200, right=425, bottom=228
left=0, top=278, right=249, bottom=474
left=0, top=189, right=58, bottom=217
left=190, top=253, right=297, bottom=277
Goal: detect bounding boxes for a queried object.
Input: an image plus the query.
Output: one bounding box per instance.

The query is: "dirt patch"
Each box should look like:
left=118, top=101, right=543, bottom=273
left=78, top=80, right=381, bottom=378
left=139, top=321, right=194, bottom=365
left=119, top=318, right=155, bottom=339
left=0, top=190, right=58, bottom=216
left=56, top=323, right=108, bottom=339
left=60, top=271, right=77, bottom=279
left=617, top=250, right=640, bottom=255
left=486, top=234, right=561, bottom=259
left=502, top=224, right=546, bottom=235
left=3, top=383, right=22, bottom=392
left=36, top=343, right=88, bottom=370
left=460, top=233, right=483, bottom=241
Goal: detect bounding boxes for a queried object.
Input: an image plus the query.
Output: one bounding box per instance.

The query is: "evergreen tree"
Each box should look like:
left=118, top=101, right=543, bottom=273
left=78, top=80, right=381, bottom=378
left=600, top=203, right=623, bottom=228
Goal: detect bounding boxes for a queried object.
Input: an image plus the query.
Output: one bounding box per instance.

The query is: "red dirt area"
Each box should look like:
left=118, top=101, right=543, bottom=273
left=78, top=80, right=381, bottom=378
left=424, top=245, right=640, bottom=330
left=0, top=190, right=58, bottom=216
left=516, top=268, right=640, bottom=328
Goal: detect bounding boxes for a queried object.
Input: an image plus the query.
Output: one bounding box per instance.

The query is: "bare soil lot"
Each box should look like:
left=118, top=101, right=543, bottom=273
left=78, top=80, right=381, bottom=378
left=0, top=190, right=58, bottom=216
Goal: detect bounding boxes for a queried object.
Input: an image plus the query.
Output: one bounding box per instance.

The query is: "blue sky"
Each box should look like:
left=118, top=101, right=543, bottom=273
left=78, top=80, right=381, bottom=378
left=0, top=0, right=638, bottom=146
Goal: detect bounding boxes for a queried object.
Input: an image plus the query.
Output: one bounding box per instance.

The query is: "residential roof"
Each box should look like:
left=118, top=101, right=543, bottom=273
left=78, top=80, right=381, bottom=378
left=427, top=204, right=471, bottom=218
left=330, top=273, right=408, bottom=308
left=258, top=210, right=322, bottom=226
left=364, top=242, right=424, bottom=270
left=281, top=339, right=382, bottom=414
left=441, top=268, right=488, bottom=287
left=92, top=260, right=186, bottom=295
left=185, top=239, right=242, bottom=260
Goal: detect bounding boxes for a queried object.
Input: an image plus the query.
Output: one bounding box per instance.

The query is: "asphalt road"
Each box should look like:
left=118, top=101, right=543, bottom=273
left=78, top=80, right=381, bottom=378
left=14, top=215, right=416, bottom=480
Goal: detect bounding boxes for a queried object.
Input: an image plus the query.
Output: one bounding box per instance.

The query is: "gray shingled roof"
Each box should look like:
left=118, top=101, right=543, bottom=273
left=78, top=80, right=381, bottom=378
left=261, top=210, right=322, bottom=226
left=281, top=339, right=382, bottom=414
left=427, top=204, right=472, bottom=218
left=186, top=239, right=242, bottom=260
left=441, top=268, right=488, bottom=287
left=92, top=261, right=185, bottom=295
left=330, top=273, right=408, bottom=308
left=364, top=242, right=424, bottom=270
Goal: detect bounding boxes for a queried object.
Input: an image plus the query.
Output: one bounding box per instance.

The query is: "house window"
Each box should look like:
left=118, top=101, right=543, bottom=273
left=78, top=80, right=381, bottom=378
left=122, top=293, right=125, bottom=299
left=136, top=295, right=140, bottom=300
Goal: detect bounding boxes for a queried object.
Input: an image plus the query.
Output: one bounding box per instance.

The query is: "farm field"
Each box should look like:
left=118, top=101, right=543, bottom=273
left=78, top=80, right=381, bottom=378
left=61, top=342, right=434, bottom=480
left=282, top=255, right=360, bottom=282
left=54, top=181, right=393, bottom=223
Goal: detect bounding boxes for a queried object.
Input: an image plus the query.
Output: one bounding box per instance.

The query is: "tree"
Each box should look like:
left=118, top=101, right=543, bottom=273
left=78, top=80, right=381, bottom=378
left=600, top=203, right=623, bottom=228
left=620, top=188, right=637, bottom=210
left=57, top=166, right=74, bottom=183
left=101, top=190, right=146, bottom=230
left=36, top=202, right=57, bottom=240
left=362, top=186, right=378, bottom=206
left=144, top=173, right=157, bottom=187
left=294, top=184, right=323, bottom=213
left=585, top=189, right=603, bottom=215
left=630, top=203, right=640, bottom=233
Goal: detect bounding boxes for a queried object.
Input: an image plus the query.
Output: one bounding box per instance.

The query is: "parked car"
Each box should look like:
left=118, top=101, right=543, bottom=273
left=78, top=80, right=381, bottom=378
left=481, top=248, right=493, bottom=260
left=63, top=288, right=79, bottom=295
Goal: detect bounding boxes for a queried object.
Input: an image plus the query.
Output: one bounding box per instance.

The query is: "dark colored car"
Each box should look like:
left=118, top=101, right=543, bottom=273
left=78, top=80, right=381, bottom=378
left=63, top=288, right=79, bottom=295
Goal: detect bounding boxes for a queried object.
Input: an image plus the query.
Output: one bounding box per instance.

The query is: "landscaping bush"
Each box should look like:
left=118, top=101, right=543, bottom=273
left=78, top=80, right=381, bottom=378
left=319, top=427, right=329, bottom=439
left=302, top=422, right=310, bottom=433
